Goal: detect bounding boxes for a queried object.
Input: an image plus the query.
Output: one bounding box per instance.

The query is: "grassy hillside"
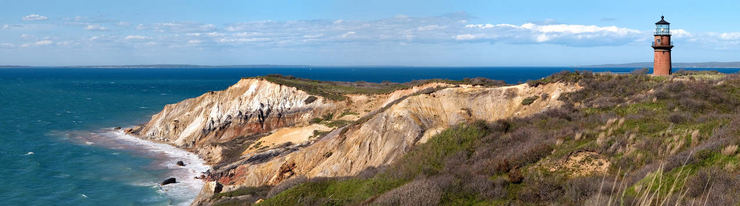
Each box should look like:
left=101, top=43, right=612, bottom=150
left=217, top=70, right=740, bottom=205
left=258, top=74, right=505, bottom=101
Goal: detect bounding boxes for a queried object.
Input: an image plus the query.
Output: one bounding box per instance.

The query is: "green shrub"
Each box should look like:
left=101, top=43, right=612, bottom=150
left=325, top=120, right=351, bottom=128
left=321, top=113, right=334, bottom=121
left=310, top=130, right=330, bottom=139
left=261, top=74, right=410, bottom=101
left=521, top=96, right=539, bottom=105
left=303, top=96, right=318, bottom=104
left=527, top=71, right=585, bottom=87
left=213, top=186, right=270, bottom=199
left=308, top=117, right=322, bottom=124
left=338, top=109, right=359, bottom=118
left=258, top=177, right=406, bottom=206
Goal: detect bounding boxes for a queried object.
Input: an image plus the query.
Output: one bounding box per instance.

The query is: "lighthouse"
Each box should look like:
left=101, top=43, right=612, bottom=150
left=652, top=16, right=673, bottom=75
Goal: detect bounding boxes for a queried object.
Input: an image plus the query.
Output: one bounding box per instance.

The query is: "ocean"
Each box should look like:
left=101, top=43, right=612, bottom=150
left=1, top=67, right=737, bottom=205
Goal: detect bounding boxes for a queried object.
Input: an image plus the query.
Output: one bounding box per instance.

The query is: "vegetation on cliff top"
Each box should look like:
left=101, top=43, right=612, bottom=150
left=215, top=70, right=740, bottom=205
left=257, top=74, right=505, bottom=101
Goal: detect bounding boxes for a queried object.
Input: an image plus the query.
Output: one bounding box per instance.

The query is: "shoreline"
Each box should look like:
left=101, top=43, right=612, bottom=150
left=110, top=130, right=211, bottom=206
left=70, top=128, right=211, bottom=206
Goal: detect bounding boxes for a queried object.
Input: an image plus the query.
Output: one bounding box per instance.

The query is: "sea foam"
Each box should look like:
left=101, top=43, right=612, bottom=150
left=109, top=130, right=209, bottom=206
left=74, top=129, right=210, bottom=206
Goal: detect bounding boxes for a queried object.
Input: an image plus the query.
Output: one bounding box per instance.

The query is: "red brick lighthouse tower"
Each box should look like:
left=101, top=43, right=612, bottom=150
left=652, top=16, right=673, bottom=75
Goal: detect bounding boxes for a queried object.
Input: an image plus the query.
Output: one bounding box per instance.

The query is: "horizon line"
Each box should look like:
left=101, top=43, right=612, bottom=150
left=2, top=61, right=740, bottom=69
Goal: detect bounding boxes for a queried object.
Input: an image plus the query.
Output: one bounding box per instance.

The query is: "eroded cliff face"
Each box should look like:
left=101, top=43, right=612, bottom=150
left=201, top=83, right=579, bottom=192
left=130, top=77, right=580, bottom=205
left=133, top=78, right=340, bottom=163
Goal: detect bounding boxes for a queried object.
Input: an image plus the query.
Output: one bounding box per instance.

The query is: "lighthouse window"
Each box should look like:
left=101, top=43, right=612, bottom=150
left=657, top=39, right=661, bottom=44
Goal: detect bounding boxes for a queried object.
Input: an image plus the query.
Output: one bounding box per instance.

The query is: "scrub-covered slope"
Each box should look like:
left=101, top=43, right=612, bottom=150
left=201, top=71, right=740, bottom=206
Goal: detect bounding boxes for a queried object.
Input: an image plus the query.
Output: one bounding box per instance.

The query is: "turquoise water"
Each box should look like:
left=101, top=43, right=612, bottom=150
left=1, top=67, right=737, bottom=205
left=0, top=72, right=237, bottom=205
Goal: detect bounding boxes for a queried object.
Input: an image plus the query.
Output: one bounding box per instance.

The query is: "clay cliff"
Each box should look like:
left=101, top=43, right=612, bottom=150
left=128, top=76, right=580, bottom=205
left=133, top=78, right=341, bottom=164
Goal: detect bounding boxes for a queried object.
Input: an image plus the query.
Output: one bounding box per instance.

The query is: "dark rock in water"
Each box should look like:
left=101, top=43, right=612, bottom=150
left=161, top=177, right=177, bottom=185
left=176, top=161, right=185, bottom=166
left=114, top=127, right=121, bottom=130
left=123, top=128, right=134, bottom=134
left=214, top=182, right=223, bottom=194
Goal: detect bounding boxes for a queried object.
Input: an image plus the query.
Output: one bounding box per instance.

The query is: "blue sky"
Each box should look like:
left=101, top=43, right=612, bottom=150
left=1, top=0, right=739, bottom=66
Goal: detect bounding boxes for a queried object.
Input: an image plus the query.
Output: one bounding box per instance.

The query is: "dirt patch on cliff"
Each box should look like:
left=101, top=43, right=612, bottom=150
left=548, top=151, right=611, bottom=177
left=343, top=82, right=454, bottom=118
left=242, top=124, right=331, bottom=155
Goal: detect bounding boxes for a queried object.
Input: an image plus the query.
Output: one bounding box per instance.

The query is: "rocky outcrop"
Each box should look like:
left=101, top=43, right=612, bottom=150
left=161, top=177, right=177, bottom=185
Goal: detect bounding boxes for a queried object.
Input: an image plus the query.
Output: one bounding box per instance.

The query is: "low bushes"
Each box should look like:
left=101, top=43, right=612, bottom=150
left=521, top=96, right=539, bottom=105
left=261, top=74, right=505, bottom=101
left=252, top=71, right=740, bottom=205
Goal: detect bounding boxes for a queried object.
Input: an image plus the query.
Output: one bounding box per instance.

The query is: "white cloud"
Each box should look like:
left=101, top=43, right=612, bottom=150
left=140, top=22, right=217, bottom=33
left=465, top=23, right=641, bottom=35
left=22, top=14, right=48, bottom=21
left=719, top=32, right=740, bottom=40
left=11, top=14, right=740, bottom=51
left=221, top=20, right=273, bottom=32
left=85, top=24, right=107, bottom=31
left=521, top=23, right=640, bottom=35
left=234, top=32, right=261, bottom=37
left=20, top=40, right=53, bottom=47
left=56, top=41, right=75, bottom=46
left=119, top=16, right=654, bottom=48
left=206, top=32, right=225, bottom=37
left=1, top=24, right=8, bottom=30
left=455, top=34, right=477, bottom=40
left=672, top=29, right=693, bottom=38
left=68, top=16, right=87, bottom=22
left=125, top=35, right=151, bottom=40
left=340, top=31, right=356, bottom=38
left=535, top=34, right=550, bottom=42
left=0, top=43, right=14, bottom=48
left=465, top=24, right=496, bottom=29
left=417, top=25, right=446, bottom=31
left=303, top=34, right=324, bottom=39
left=459, top=22, right=643, bottom=45
left=35, top=40, right=53, bottom=46
left=216, top=37, right=271, bottom=43
left=224, top=26, right=240, bottom=32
